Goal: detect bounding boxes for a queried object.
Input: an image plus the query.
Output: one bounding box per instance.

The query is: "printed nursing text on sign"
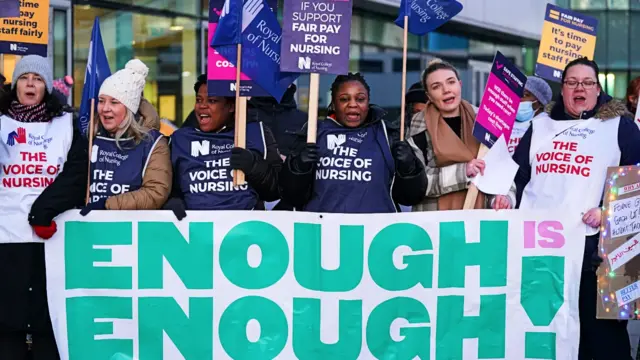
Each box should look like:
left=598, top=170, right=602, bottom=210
left=45, top=210, right=584, bottom=359
left=472, top=51, right=526, bottom=148
left=597, top=167, right=640, bottom=319
left=207, top=0, right=277, bottom=96
left=280, top=0, right=352, bottom=74
left=609, top=194, right=640, bottom=238
left=535, top=3, right=598, bottom=83
left=0, top=0, right=49, bottom=56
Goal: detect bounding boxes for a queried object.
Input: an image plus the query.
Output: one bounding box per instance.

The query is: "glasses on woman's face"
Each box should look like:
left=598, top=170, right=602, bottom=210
left=563, top=79, right=597, bottom=90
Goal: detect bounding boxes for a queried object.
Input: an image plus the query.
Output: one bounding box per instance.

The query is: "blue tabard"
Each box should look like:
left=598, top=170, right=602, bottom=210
left=170, top=122, right=266, bottom=210
left=89, top=129, right=163, bottom=203
left=304, top=119, right=396, bottom=213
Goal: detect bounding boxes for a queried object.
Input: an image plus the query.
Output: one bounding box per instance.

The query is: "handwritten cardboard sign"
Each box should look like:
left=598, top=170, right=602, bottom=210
left=597, top=166, right=640, bottom=319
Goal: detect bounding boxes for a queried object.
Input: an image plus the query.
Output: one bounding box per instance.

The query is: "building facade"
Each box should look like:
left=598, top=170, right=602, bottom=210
left=9, top=0, right=552, bottom=125
left=557, top=0, right=640, bottom=99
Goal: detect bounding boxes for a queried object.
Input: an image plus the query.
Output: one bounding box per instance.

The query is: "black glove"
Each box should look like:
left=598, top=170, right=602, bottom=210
left=163, top=198, right=187, bottom=221
left=291, top=143, right=319, bottom=173
left=392, top=141, right=418, bottom=175
left=80, top=197, right=107, bottom=216
left=230, top=147, right=257, bottom=174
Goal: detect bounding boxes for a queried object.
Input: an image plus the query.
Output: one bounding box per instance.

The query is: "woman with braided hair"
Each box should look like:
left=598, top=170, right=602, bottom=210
left=279, top=72, right=427, bottom=213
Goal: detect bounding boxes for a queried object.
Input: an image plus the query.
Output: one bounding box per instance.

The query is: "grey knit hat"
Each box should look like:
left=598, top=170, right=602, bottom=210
left=12, top=55, right=53, bottom=94
left=525, top=76, right=552, bottom=106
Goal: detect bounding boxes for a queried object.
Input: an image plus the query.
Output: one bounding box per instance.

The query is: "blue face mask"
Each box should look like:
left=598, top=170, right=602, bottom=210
left=516, top=101, right=536, bottom=122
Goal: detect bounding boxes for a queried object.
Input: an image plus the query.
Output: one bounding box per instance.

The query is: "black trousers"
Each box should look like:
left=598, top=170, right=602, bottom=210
left=0, top=332, right=59, bottom=360
left=579, top=271, right=632, bottom=359
left=0, top=243, right=59, bottom=360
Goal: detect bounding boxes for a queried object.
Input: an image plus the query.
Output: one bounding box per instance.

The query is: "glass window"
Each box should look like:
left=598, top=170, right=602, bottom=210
left=53, top=10, right=67, bottom=79
left=630, top=12, right=640, bottom=69
left=584, top=11, right=608, bottom=68
left=108, top=0, right=200, bottom=16
left=606, top=11, right=629, bottom=69
left=608, top=0, right=629, bottom=9
left=351, top=14, right=361, bottom=41
left=571, top=0, right=606, bottom=9
left=603, top=71, right=629, bottom=98
left=74, top=5, right=200, bottom=125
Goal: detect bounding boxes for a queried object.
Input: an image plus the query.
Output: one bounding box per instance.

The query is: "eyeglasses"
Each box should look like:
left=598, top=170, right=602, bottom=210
left=563, top=79, right=597, bottom=89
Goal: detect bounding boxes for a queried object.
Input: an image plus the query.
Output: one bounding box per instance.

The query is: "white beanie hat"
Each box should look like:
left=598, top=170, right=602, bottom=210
left=99, top=59, right=148, bottom=114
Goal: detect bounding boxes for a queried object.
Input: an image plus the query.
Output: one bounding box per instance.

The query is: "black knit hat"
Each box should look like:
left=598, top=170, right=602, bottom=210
left=406, top=82, right=427, bottom=105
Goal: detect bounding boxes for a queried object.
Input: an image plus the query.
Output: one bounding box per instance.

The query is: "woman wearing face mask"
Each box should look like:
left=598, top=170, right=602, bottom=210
left=279, top=72, right=427, bottom=213
left=80, top=59, right=171, bottom=214
left=509, top=76, right=553, bottom=155
left=0, top=55, right=88, bottom=359
left=406, top=58, right=514, bottom=211
left=514, top=57, right=640, bottom=360
left=165, top=74, right=281, bottom=218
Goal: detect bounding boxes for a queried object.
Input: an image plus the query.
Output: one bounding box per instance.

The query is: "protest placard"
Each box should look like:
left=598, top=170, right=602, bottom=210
left=46, top=210, right=583, bottom=359
left=535, top=3, right=598, bottom=83
left=207, top=0, right=277, bottom=97
left=280, top=0, right=352, bottom=74
left=0, top=0, right=19, bottom=18
left=473, top=51, right=526, bottom=148
left=598, top=166, right=640, bottom=319
left=0, top=0, right=49, bottom=56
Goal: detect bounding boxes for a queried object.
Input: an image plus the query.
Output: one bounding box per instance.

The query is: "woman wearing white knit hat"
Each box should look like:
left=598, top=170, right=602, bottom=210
left=0, top=55, right=88, bottom=359
left=80, top=58, right=172, bottom=214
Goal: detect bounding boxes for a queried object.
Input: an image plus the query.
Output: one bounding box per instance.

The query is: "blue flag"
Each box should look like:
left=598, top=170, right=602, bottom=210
left=395, top=0, right=463, bottom=36
left=79, top=18, right=111, bottom=136
left=210, top=0, right=298, bottom=102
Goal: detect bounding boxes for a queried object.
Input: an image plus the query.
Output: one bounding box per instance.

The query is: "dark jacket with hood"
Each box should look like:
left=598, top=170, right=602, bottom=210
left=279, top=105, right=427, bottom=211
left=248, top=84, right=307, bottom=157
left=514, top=94, right=640, bottom=271
left=169, top=112, right=282, bottom=210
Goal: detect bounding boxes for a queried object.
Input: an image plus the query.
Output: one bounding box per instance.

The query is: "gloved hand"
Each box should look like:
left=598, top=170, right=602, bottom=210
left=163, top=198, right=187, bottom=221
left=230, top=147, right=257, bottom=174
left=392, top=141, right=418, bottom=175
left=32, top=221, right=57, bottom=240
left=291, top=143, right=319, bottom=173
left=80, top=197, right=107, bottom=216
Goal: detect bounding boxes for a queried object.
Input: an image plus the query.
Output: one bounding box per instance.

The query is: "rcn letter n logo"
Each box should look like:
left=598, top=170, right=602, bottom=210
left=327, top=134, right=346, bottom=150
left=298, top=56, right=311, bottom=70
left=191, top=140, right=210, bottom=157
left=10, top=44, right=17, bottom=51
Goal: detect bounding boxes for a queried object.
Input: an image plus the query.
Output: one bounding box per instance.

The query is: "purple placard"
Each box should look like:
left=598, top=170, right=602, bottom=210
left=207, top=0, right=277, bottom=97
left=472, top=51, right=527, bottom=147
left=280, top=0, right=352, bottom=74
left=0, top=0, right=19, bottom=18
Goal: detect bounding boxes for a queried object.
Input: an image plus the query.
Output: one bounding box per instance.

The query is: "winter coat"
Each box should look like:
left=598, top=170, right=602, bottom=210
left=514, top=94, right=640, bottom=271
left=105, top=100, right=172, bottom=210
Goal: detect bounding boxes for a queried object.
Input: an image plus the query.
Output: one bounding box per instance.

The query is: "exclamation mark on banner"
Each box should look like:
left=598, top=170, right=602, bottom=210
left=520, top=256, right=565, bottom=360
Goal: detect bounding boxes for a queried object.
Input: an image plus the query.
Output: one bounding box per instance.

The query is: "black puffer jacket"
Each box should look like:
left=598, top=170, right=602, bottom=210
left=248, top=84, right=307, bottom=157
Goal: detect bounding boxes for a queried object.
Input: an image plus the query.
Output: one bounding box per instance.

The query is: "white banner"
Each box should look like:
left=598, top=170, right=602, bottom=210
left=45, top=210, right=584, bottom=360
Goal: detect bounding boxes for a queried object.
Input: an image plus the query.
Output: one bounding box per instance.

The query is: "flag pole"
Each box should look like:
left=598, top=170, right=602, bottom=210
left=400, top=15, right=408, bottom=141
left=85, top=98, right=95, bottom=205
left=233, top=43, right=247, bottom=186
left=307, top=73, right=320, bottom=143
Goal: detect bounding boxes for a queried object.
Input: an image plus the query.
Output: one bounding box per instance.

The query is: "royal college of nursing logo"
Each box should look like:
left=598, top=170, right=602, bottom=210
left=6, top=127, right=27, bottom=146
left=327, top=134, right=346, bottom=150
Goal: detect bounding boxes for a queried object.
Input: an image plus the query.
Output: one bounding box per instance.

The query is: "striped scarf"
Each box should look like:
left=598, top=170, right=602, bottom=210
left=8, top=100, right=49, bottom=123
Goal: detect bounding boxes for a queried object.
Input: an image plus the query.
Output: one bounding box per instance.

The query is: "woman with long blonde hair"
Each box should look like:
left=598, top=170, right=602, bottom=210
left=81, top=59, right=171, bottom=214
